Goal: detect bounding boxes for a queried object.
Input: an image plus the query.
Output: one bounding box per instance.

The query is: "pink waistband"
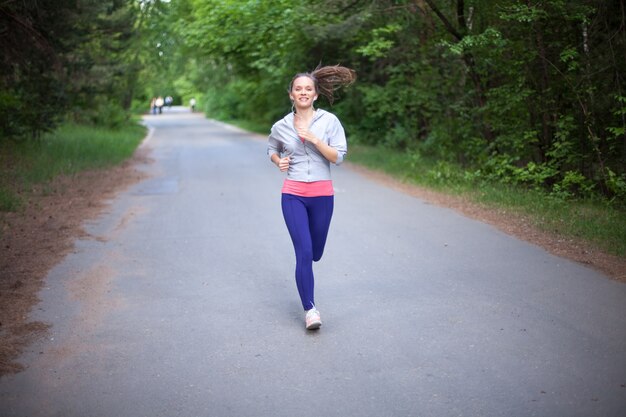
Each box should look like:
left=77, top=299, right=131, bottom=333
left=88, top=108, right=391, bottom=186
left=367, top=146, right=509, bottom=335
left=282, top=179, right=334, bottom=197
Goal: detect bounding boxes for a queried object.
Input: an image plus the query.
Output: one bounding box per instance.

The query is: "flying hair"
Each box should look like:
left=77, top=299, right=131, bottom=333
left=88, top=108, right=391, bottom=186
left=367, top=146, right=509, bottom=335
left=289, top=65, right=356, bottom=105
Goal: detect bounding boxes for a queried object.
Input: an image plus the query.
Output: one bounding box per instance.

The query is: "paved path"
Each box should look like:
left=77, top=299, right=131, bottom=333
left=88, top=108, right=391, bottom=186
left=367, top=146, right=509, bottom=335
left=1, top=107, right=625, bottom=416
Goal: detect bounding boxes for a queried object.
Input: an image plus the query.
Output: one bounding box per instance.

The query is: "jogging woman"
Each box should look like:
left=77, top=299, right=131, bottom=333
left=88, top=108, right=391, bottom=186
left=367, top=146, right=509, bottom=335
left=267, top=65, right=356, bottom=330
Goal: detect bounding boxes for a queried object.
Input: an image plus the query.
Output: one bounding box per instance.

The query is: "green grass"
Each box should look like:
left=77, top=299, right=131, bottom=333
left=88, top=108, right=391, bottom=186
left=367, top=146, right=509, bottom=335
left=348, top=144, right=626, bottom=258
left=0, top=122, right=147, bottom=212
left=0, top=186, right=21, bottom=211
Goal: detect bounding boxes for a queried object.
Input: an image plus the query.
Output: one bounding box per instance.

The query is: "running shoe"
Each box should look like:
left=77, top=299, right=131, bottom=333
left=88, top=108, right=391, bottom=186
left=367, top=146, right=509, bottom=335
left=305, top=308, right=322, bottom=330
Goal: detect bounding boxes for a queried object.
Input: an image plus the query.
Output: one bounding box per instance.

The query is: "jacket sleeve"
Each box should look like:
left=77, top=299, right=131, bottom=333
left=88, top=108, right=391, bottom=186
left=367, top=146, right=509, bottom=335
left=328, top=116, right=347, bottom=165
left=267, top=125, right=283, bottom=158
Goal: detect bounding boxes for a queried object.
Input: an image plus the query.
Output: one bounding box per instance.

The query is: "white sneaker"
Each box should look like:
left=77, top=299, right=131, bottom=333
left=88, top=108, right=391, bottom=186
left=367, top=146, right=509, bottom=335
left=305, top=308, right=322, bottom=330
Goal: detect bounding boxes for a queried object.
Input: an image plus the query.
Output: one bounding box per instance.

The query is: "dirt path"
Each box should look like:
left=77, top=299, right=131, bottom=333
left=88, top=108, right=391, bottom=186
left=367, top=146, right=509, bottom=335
left=1, top=148, right=624, bottom=376
left=0, top=149, right=151, bottom=375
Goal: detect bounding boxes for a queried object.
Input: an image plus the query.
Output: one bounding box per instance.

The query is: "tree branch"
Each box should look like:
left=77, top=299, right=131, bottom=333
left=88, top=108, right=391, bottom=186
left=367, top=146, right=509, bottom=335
left=422, top=0, right=463, bottom=41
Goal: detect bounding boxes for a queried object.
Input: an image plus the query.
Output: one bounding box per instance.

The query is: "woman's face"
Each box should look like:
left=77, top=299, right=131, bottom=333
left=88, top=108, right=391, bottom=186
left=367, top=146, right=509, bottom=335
left=290, top=76, right=317, bottom=110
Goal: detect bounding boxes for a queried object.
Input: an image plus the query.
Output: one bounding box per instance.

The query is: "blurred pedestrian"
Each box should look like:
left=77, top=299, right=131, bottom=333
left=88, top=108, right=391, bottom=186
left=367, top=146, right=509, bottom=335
left=155, top=96, right=164, bottom=114
left=189, top=97, right=196, bottom=112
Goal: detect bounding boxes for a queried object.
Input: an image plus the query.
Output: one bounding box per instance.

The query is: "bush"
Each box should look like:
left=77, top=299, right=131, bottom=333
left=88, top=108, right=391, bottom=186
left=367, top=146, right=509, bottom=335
left=605, top=168, right=626, bottom=205
left=80, top=98, right=130, bottom=129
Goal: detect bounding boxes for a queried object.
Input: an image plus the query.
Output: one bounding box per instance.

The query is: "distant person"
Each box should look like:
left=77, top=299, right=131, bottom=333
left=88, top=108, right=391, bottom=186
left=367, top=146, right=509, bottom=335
left=267, top=65, right=356, bottom=330
left=189, top=98, right=196, bottom=112
left=155, top=96, right=164, bottom=114
left=150, top=97, right=157, bottom=115
left=165, top=96, right=173, bottom=108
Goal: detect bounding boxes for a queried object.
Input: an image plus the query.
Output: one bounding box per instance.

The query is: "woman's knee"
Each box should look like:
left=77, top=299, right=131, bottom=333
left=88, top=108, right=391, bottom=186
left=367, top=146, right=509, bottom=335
left=312, top=248, right=324, bottom=262
left=296, top=246, right=314, bottom=263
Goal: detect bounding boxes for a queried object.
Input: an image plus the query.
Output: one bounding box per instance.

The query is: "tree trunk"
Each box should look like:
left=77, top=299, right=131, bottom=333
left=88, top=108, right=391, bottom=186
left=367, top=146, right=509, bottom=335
left=420, top=0, right=495, bottom=143
left=533, top=23, right=552, bottom=163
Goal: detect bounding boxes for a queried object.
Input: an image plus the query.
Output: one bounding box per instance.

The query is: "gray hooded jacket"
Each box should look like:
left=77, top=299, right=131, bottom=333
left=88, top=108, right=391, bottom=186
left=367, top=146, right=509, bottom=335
left=267, top=109, right=347, bottom=182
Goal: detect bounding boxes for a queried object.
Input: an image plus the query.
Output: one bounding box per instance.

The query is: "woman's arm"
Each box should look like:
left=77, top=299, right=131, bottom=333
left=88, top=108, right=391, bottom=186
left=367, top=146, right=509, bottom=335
left=268, top=128, right=290, bottom=171
left=270, top=153, right=291, bottom=172
left=295, top=128, right=339, bottom=164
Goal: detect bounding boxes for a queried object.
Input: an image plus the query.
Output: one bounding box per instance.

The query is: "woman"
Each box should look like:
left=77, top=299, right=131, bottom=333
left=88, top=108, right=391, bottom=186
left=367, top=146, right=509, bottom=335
left=267, top=65, right=356, bottom=330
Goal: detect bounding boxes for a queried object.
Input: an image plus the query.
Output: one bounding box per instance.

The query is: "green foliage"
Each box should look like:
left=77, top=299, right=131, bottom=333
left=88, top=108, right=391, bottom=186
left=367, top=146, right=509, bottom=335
left=605, top=168, right=626, bottom=202
left=356, top=24, right=402, bottom=60
left=498, top=4, right=548, bottom=23
left=0, top=0, right=147, bottom=138
left=551, top=171, right=595, bottom=199
left=71, top=97, right=131, bottom=129
left=442, top=27, right=506, bottom=58
left=84, top=0, right=626, bottom=207
left=3, top=0, right=624, bottom=206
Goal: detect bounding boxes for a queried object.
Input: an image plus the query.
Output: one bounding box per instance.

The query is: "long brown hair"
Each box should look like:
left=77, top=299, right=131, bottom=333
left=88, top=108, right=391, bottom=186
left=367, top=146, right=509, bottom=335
left=289, top=65, right=356, bottom=105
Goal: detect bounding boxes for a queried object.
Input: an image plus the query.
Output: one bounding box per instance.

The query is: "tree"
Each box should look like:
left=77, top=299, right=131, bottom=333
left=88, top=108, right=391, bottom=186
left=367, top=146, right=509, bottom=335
left=0, top=0, right=149, bottom=138
left=143, top=0, right=626, bottom=200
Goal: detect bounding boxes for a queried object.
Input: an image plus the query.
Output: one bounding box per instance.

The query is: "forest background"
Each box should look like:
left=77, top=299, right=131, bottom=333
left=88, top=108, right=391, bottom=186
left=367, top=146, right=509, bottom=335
left=1, top=0, right=625, bottom=255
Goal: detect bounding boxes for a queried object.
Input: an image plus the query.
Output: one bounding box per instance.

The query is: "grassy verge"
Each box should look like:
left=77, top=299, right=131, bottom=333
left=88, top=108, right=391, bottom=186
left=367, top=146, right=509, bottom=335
left=0, top=121, right=147, bottom=212
left=348, top=144, right=626, bottom=258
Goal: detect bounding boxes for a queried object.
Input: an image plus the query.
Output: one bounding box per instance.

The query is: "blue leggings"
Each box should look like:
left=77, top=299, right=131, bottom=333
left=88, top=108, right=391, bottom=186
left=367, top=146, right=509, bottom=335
left=281, top=193, right=334, bottom=311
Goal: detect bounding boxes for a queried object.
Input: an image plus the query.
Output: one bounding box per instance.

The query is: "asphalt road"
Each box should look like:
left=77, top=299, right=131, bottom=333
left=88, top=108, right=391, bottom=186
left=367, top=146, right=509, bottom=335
left=1, top=107, right=625, bottom=417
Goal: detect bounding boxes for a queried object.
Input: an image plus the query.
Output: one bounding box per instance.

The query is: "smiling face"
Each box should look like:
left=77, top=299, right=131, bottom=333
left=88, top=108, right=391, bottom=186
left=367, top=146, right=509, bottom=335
left=290, top=76, right=318, bottom=111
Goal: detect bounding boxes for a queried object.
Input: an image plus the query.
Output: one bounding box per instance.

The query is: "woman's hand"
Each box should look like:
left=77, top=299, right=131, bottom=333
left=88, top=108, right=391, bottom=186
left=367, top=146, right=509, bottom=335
left=295, top=127, right=320, bottom=145
left=277, top=156, right=290, bottom=172
left=296, top=128, right=339, bottom=164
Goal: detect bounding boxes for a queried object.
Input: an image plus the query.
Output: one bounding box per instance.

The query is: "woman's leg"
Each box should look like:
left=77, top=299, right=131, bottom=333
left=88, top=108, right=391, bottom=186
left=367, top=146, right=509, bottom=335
left=281, top=194, right=315, bottom=310
left=308, top=195, right=334, bottom=262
